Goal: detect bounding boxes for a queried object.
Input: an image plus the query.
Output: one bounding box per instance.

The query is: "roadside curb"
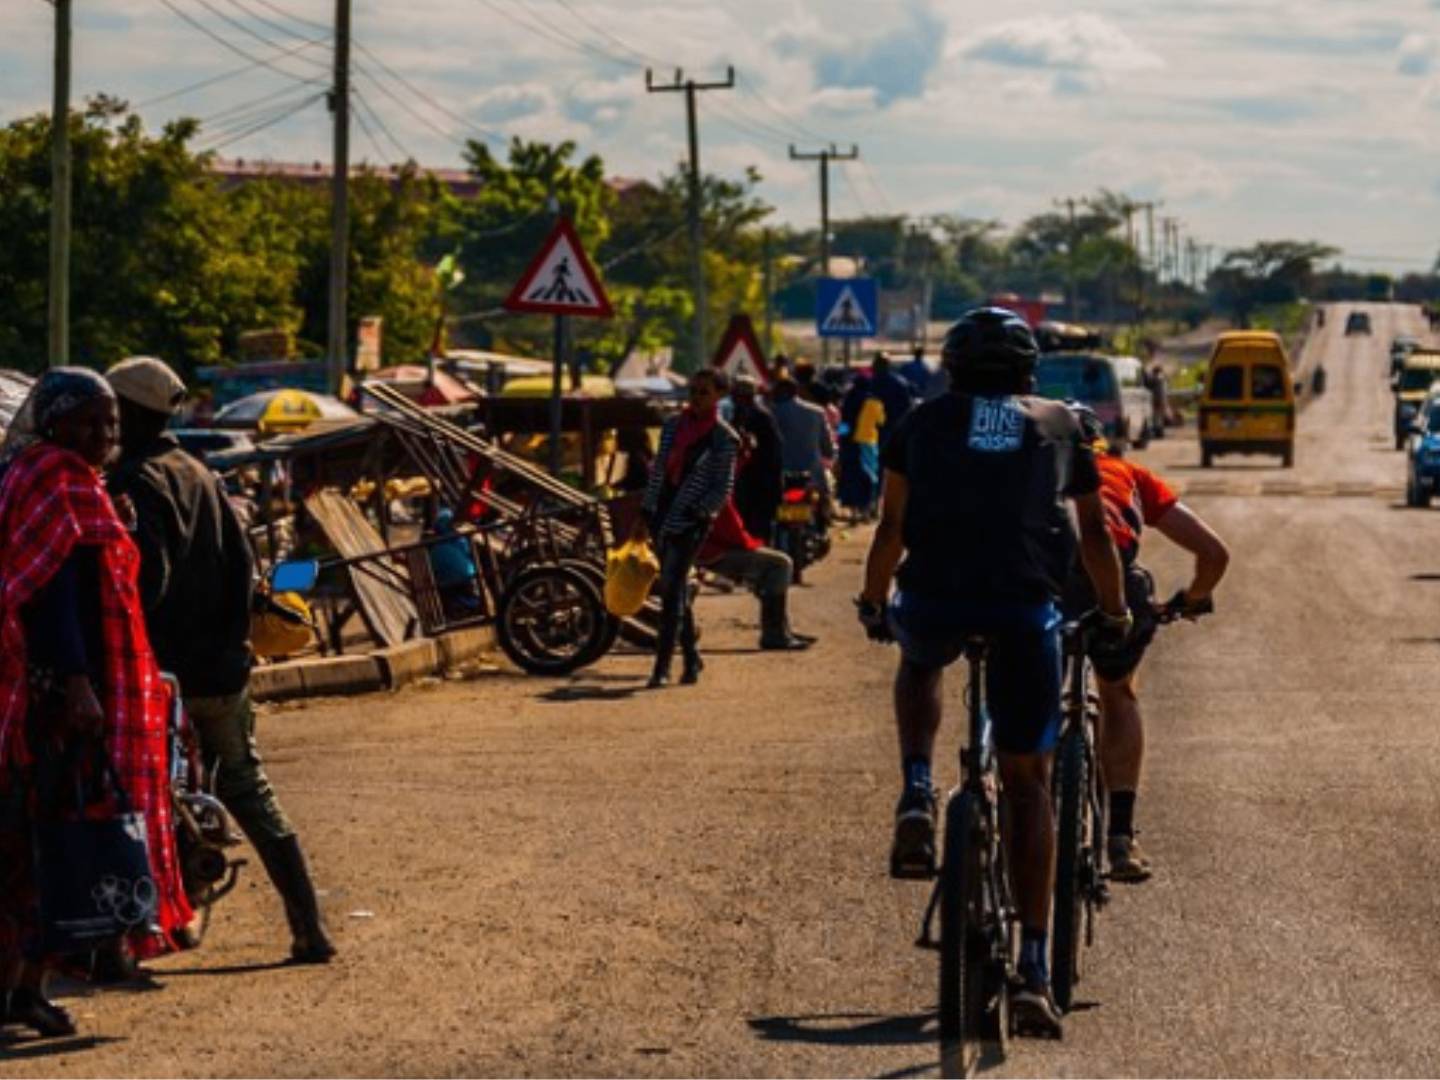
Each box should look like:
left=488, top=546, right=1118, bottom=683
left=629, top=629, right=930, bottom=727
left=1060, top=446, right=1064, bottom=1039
left=252, top=625, right=496, bottom=704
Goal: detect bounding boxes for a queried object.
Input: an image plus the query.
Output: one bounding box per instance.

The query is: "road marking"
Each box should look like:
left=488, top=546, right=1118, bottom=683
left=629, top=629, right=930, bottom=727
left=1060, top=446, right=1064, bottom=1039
left=1172, top=480, right=1405, bottom=500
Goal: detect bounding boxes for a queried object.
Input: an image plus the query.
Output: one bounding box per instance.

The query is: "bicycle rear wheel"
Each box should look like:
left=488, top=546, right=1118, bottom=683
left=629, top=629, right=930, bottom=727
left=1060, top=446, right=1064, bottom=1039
left=938, top=792, right=989, bottom=1076
left=1051, top=726, right=1089, bottom=1013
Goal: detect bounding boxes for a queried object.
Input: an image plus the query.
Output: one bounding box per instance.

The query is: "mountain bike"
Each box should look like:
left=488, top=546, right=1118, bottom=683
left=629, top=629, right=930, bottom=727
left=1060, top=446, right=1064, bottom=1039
left=1049, top=594, right=1213, bottom=1012
left=914, top=635, right=1018, bottom=1076
left=1050, top=612, right=1108, bottom=1014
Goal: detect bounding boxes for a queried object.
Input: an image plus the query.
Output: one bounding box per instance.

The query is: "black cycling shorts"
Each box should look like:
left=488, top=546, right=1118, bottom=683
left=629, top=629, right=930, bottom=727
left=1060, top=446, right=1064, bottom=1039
left=1062, top=563, right=1159, bottom=683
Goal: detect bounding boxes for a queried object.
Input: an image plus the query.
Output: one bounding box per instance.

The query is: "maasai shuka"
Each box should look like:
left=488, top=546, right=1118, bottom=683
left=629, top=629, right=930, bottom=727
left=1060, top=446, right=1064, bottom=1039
left=0, top=442, right=192, bottom=955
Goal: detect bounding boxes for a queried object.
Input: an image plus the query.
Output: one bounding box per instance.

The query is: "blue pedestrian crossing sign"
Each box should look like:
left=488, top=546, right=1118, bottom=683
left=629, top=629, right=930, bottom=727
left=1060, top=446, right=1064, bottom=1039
left=816, top=277, right=878, bottom=339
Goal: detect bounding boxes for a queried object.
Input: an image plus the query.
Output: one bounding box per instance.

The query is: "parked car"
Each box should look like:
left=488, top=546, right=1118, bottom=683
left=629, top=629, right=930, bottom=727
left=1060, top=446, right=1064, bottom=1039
left=1393, top=350, right=1440, bottom=449
left=1405, top=391, right=1440, bottom=506
left=1345, top=311, right=1372, bottom=336
left=1034, top=353, right=1131, bottom=452
left=1198, top=331, right=1295, bottom=468
left=1108, top=355, right=1158, bottom=448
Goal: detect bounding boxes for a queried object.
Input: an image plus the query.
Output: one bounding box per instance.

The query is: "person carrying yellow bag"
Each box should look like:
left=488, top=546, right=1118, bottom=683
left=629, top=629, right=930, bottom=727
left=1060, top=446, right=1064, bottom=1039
left=604, top=536, right=659, bottom=617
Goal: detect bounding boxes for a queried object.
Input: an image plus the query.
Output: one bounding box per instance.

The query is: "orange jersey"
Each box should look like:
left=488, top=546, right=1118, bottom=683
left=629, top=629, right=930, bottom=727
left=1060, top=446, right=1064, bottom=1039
left=1097, top=456, right=1178, bottom=557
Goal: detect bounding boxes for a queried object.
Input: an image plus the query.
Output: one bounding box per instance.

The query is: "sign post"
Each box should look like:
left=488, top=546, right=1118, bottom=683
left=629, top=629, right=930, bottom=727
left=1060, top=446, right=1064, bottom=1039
left=816, top=278, right=878, bottom=364
left=710, top=314, right=772, bottom=388
left=504, top=218, right=613, bottom=478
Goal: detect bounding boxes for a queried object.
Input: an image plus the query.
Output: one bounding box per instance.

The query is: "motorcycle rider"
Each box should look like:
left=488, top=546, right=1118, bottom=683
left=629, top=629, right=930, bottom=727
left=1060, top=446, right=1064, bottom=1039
left=857, top=308, right=1129, bottom=1037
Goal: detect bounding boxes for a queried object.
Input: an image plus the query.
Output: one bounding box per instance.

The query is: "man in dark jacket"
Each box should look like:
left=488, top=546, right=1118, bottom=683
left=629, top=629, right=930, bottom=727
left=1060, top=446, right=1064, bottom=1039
left=105, top=357, right=334, bottom=964
left=728, top=375, right=784, bottom=544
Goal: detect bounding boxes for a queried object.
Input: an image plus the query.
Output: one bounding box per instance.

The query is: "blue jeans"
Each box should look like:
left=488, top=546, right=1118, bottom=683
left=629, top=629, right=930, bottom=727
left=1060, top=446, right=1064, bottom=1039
left=889, top=591, right=1063, bottom=755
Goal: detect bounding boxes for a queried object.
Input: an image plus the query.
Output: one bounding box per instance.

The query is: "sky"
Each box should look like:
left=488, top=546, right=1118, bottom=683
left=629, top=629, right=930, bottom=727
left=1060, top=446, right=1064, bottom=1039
left=4, top=0, right=1440, bottom=273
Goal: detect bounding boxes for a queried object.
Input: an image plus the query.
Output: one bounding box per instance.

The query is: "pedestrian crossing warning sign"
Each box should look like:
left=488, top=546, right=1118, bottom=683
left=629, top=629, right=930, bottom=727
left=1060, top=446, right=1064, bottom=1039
left=816, top=277, right=878, bottom=339
left=504, top=217, right=613, bottom=318
left=711, top=314, right=772, bottom=387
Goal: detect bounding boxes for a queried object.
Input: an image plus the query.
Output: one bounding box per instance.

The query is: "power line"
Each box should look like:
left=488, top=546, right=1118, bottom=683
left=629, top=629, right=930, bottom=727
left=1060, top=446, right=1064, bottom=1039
left=198, top=79, right=322, bottom=127
left=351, top=86, right=412, bottom=161
left=243, top=0, right=328, bottom=33
left=351, top=43, right=506, bottom=145
left=349, top=93, right=388, bottom=162
left=547, top=0, right=661, bottom=67
left=184, top=0, right=331, bottom=71
left=156, top=0, right=321, bottom=85
left=221, top=0, right=317, bottom=42
left=136, top=34, right=328, bottom=108
left=199, top=90, right=325, bottom=151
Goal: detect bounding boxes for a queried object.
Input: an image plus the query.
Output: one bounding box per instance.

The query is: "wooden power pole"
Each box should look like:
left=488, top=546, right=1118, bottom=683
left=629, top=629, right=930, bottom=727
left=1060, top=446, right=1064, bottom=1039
left=327, top=0, right=352, bottom=394
left=48, top=0, right=72, bottom=369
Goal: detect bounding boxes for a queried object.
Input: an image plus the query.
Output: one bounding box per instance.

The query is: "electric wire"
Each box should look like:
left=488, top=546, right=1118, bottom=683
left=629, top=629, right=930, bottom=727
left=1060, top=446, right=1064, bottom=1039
left=136, top=34, right=328, bottom=108
left=351, top=86, right=414, bottom=162
left=199, top=90, right=325, bottom=151
left=243, top=0, right=329, bottom=34
left=351, top=45, right=507, bottom=146
left=199, top=87, right=324, bottom=140
left=156, top=0, right=322, bottom=85
left=183, top=0, right=332, bottom=72
left=350, top=95, right=388, bottom=163
left=197, top=78, right=322, bottom=127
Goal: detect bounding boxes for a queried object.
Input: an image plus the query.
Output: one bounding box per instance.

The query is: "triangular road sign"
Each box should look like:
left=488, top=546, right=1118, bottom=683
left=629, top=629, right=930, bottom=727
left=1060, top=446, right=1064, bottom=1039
left=820, top=283, right=874, bottom=335
left=711, top=314, right=772, bottom=387
left=504, top=218, right=613, bottom=318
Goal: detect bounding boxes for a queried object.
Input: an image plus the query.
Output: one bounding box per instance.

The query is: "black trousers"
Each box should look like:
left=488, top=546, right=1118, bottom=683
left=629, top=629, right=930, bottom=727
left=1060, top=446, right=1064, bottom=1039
left=653, top=526, right=704, bottom=670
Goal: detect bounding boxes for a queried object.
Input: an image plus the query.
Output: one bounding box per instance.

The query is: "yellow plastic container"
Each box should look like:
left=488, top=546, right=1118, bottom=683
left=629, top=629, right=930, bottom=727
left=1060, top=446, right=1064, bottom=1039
left=604, top=539, right=659, bottom=617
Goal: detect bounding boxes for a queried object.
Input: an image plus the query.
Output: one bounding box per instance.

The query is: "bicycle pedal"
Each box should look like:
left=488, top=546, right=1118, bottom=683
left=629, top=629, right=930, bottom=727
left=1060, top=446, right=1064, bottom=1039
left=889, top=857, right=936, bottom=881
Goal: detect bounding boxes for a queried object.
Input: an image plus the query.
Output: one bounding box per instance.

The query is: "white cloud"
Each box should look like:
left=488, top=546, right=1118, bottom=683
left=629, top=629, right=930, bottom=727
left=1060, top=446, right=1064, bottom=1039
left=1398, top=33, right=1437, bottom=76
left=949, top=14, right=1165, bottom=76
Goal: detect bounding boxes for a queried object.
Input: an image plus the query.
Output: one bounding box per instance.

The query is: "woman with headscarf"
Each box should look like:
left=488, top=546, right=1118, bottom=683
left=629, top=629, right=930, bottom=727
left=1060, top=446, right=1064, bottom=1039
left=0, top=369, right=192, bottom=1038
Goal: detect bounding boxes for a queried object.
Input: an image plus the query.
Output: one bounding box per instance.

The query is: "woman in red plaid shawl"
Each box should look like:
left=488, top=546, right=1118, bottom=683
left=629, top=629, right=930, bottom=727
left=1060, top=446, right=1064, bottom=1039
left=0, top=369, right=192, bottom=1039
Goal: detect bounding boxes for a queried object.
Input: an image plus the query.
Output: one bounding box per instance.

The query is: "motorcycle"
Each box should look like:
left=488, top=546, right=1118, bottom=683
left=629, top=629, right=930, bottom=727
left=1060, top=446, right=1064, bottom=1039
left=163, top=674, right=245, bottom=943
left=772, top=471, right=831, bottom=585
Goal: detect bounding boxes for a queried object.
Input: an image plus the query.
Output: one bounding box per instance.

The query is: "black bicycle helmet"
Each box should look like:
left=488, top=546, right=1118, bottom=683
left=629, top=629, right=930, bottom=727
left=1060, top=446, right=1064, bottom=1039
left=940, top=307, right=1040, bottom=386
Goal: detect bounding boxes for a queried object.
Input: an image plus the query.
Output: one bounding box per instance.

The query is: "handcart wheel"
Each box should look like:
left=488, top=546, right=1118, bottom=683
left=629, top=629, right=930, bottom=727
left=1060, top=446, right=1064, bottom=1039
left=497, top=563, right=609, bottom=676
left=556, top=559, right=621, bottom=665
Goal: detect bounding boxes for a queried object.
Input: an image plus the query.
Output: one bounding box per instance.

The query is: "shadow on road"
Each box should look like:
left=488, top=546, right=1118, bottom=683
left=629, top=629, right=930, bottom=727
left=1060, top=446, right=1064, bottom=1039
left=0, top=1034, right=124, bottom=1061
left=539, top=684, right=640, bottom=703
left=158, top=960, right=293, bottom=977
left=747, top=1009, right=934, bottom=1047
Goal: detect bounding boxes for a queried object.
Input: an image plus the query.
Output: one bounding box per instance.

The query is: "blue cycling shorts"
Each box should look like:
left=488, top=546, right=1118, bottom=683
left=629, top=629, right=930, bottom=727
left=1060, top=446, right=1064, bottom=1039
left=889, top=590, right=1063, bottom=755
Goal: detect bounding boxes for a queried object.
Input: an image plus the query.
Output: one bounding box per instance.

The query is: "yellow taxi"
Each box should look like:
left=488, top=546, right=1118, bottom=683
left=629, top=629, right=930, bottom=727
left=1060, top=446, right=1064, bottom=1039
left=1392, top=349, right=1440, bottom=449
left=1198, top=331, right=1296, bottom=468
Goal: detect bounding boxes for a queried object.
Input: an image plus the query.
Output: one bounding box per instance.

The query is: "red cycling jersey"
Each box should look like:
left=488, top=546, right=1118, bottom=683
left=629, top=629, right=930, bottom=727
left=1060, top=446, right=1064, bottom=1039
left=1097, top=455, right=1178, bottom=558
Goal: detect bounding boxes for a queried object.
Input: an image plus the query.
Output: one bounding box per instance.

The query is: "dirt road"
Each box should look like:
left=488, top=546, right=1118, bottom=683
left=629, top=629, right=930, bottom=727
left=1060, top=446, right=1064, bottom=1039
left=7, top=304, right=1440, bottom=1077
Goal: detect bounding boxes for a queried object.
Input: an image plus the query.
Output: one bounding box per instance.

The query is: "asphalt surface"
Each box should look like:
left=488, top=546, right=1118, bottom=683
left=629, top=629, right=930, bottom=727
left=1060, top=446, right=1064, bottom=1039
left=5, top=303, right=1440, bottom=1078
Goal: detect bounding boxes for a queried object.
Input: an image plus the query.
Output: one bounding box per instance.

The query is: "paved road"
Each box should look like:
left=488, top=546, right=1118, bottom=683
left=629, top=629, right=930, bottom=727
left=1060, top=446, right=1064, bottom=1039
left=7, top=304, right=1440, bottom=1078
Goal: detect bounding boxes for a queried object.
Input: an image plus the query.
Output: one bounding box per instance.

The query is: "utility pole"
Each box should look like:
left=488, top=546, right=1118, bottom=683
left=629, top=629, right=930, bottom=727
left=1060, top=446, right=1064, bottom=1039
left=48, top=0, right=72, bottom=369
left=761, top=227, right=774, bottom=350
left=326, top=0, right=352, bottom=395
left=1055, top=197, right=1080, bottom=322
left=647, top=67, right=734, bottom=371
left=791, top=143, right=859, bottom=364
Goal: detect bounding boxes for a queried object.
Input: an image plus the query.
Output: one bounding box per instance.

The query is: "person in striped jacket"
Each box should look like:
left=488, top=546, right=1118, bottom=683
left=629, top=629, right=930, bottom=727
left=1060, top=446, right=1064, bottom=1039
left=636, top=370, right=739, bottom=688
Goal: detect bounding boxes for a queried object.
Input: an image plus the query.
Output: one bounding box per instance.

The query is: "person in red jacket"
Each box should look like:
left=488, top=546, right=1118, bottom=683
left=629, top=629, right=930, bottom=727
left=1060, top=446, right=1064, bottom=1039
left=697, top=501, right=814, bottom=651
left=1066, top=405, right=1229, bottom=882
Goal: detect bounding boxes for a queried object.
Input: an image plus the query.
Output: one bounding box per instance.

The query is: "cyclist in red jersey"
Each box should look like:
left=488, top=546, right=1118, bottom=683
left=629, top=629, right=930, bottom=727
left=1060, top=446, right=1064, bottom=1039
left=1066, top=406, right=1230, bottom=882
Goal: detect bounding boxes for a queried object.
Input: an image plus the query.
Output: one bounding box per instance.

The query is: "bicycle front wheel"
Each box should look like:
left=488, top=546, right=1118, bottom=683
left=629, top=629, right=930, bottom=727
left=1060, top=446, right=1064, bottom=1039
left=938, top=792, right=989, bottom=1076
left=1051, top=726, right=1089, bottom=1012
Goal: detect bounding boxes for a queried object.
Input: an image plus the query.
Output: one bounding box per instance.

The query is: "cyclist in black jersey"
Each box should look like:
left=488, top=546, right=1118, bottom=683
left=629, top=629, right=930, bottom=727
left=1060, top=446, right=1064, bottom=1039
left=858, top=307, right=1130, bottom=1037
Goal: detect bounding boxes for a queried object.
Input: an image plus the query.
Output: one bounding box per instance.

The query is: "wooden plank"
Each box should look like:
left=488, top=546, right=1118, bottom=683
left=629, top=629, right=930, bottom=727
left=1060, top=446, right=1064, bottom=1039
left=305, top=489, right=417, bottom=648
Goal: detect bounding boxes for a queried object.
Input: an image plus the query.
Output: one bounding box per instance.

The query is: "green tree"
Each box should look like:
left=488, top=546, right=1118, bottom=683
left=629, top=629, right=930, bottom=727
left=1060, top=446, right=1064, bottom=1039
left=1209, top=240, right=1339, bottom=325
left=0, top=96, right=301, bottom=375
